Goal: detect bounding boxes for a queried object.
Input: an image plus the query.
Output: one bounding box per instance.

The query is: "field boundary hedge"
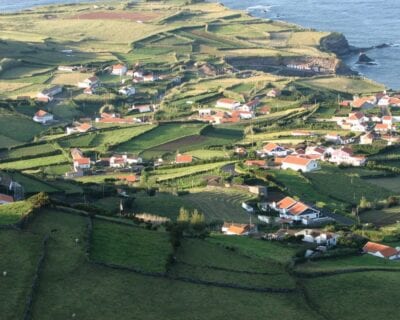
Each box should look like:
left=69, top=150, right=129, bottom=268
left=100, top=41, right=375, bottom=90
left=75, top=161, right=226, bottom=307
left=23, top=235, right=49, bottom=320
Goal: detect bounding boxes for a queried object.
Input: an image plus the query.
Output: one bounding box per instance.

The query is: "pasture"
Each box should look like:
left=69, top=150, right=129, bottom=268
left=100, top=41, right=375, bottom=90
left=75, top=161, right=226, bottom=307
left=91, top=220, right=172, bottom=273
left=0, top=200, right=33, bottom=225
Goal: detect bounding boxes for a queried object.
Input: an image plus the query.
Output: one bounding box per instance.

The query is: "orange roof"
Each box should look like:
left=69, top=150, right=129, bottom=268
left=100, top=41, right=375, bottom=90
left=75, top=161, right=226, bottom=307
left=282, top=155, right=312, bottom=166
left=245, top=160, right=266, bottom=167
left=348, top=112, right=364, bottom=120
left=375, top=123, right=390, bottom=130
left=389, top=97, right=400, bottom=105
left=352, top=97, right=373, bottom=108
left=176, top=154, right=193, bottom=163
left=288, top=202, right=309, bottom=216
left=382, top=116, right=392, bottom=121
left=113, top=64, right=125, bottom=69
left=118, top=175, right=137, bottom=183
left=363, top=242, right=398, bottom=258
left=74, top=157, right=90, bottom=165
left=0, top=193, right=14, bottom=203
left=263, top=143, right=279, bottom=152
left=227, top=225, right=249, bottom=235
left=217, top=98, right=238, bottom=105
left=77, top=123, right=92, bottom=132
left=35, top=110, right=48, bottom=117
left=276, top=196, right=297, bottom=210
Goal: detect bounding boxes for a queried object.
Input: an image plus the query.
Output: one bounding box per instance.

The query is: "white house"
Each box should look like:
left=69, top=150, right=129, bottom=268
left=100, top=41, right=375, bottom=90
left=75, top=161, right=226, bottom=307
left=198, top=109, right=212, bottom=117
left=305, top=146, right=326, bottom=160
left=262, top=143, right=289, bottom=157
left=78, top=76, right=100, bottom=88
left=281, top=155, right=319, bottom=173
left=328, top=147, right=366, bottom=166
left=36, top=85, right=63, bottom=102
left=325, top=133, right=343, bottom=144
left=295, top=229, right=339, bottom=247
left=363, top=242, right=400, bottom=260
left=119, top=86, right=136, bottom=96
left=360, top=132, right=375, bottom=145
left=382, top=116, right=393, bottom=126
left=73, top=158, right=91, bottom=171
left=270, top=196, right=320, bottom=223
left=33, top=110, right=53, bottom=124
left=109, top=154, right=142, bottom=168
left=347, top=112, right=368, bottom=125
left=132, top=105, right=152, bottom=113
left=350, top=123, right=368, bottom=133
left=241, top=99, right=260, bottom=112
left=111, top=64, right=127, bottom=76
left=216, top=98, right=241, bottom=110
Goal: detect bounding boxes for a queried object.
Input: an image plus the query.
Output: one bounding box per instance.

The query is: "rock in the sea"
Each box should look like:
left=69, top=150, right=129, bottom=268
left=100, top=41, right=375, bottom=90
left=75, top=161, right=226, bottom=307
left=357, top=53, right=375, bottom=64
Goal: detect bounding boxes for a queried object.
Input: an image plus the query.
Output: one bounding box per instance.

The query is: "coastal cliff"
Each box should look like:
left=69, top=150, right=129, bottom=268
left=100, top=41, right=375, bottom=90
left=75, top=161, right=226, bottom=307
left=320, top=32, right=352, bottom=56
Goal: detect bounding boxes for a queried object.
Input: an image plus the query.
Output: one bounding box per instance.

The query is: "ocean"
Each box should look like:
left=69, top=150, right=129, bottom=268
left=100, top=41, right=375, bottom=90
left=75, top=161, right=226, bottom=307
left=0, top=0, right=399, bottom=89
left=220, top=0, right=400, bottom=90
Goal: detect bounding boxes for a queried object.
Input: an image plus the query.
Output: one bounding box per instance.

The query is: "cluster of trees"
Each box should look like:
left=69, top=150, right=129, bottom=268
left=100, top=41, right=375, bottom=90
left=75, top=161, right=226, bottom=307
left=177, top=207, right=205, bottom=225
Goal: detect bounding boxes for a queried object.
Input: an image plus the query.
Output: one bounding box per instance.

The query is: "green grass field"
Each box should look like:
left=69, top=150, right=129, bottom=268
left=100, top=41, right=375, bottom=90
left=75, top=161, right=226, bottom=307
left=304, top=272, right=400, bottom=320
left=114, top=123, right=206, bottom=156
left=91, top=220, right=172, bottom=273
left=5, top=171, right=60, bottom=194
left=0, top=143, right=56, bottom=161
left=0, top=200, right=33, bottom=225
left=0, top=154, right=68, bottom=170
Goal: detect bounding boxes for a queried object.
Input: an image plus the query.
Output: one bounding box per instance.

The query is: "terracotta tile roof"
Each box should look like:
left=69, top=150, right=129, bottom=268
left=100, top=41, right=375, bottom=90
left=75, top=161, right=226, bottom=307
left=245, top=160, right=266, bottom=167
left=375, top=123, right=390, bottom=130
left=0, top=193, right=14, bottom=203
left=118, top=175, right=137, bottom=183
left=288, top=202, right=309, bottom=216
left=74, top=158, right=90, bottom=165
left=276, top=196, right=297, bottom=210
left=363, top=241, right=398, bottom=258
left=263, top=143, right=279, bottom=152
left=382, top=116, right=393, bottom=121
left=113, top=64, right=125, bottom=70
left=282, top=155, right=312, bottom=166
left=35, top=110, right=48, bottom=117
left=77, top=123, right=92, bottom=132
left=176, top=154, right=193, bottom=163
left=352, top=97, right=373, bottom=108
left=217, top=98, right=238, bottom=105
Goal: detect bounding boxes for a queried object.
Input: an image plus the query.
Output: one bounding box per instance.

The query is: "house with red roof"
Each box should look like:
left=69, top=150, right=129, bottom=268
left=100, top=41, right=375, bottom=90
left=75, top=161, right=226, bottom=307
left=363, top=242, right=400, bottom=260
left=216, top=98, right=241, bottom=110
left=111, top=64, right=127, bottom=76
left=244, top=160, right=267, bottom=168
left=267, top=88, right=281, bottom=98
left=270, top=196, right=320, bottom=224
left=78, top=76, right=100, bottom=89
left=262, top=143, right=289, bottom=157
left=375, top=123, right=395, bottom=133
left=33, top=110, right=53, bottom=124
left=71, top=148, right=91, bottom=172
left=352, top=97, right=376, bottom=110
left=176, top=154, right=193, bottom=164
left=221, top=222, right=257, bottom=236
left=281, top=155, right=319, bottom=172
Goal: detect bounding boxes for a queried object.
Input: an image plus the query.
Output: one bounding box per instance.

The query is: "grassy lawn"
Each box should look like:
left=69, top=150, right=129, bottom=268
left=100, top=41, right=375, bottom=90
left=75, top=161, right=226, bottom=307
left=304, top=272, right=400, bottom=320
left=0, top=201, right=33, bottom=225
left=305, top=165, right=394, bottom=205
left=297, top=76, right=385, bottom=94
left=6, top=171, right=60, bottom=194
left=0, top=229, right=41, bottom=319
left=170, top=238, right=296, bottom=289
left=366, top=177, right=400, bottom=194
left=91, top=220, right=172, bottom=273
left=360, top=206, right=400, bottom=226
left=152, top=161, right=233, bottom=182
left=182, top=189, right=255, bottom=222
left=21, top=208, right=318, bottom=320
left=208, top=235, right=301, bottom=265
left=296, top=253, right=400, bottom=273
left=0, top=143, right=56, bottom=160
left=114, top=123, right=206, bottom=155
left=0, top=154, right=68, bottom=170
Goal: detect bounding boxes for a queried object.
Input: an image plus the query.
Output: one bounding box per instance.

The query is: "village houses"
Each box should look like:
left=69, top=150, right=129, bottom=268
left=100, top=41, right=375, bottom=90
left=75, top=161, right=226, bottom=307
left=109, top=154, right=142, bottom=168
left=111, top=64, right=128, bottom=76
left=216, top=98, right=241, bottom=110
left=36, top=85, right=63, bottom=103
left=221, top=222, right=257, bottom=236
left=328, top=147, right=366, bottom=166
left=261, top=143, right=290, bottom=157
left=295, top=229, right=339, bottom=247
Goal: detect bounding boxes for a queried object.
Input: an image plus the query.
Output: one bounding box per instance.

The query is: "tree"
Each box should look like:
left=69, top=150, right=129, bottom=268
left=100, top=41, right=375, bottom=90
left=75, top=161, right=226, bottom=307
left=177, top=207, right=190, bottom=223
left=190, top=209, right=205, bottom=225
